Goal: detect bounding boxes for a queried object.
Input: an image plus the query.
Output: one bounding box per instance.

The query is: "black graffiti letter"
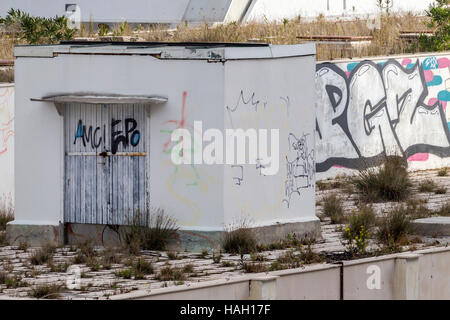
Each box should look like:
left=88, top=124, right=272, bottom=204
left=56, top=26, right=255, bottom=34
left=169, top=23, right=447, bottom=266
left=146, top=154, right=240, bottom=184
left=125, top=118, right=140, bottom=147
left=111, top=119, right=127, bottom=154
left=93, top=127, right=102, bottom=149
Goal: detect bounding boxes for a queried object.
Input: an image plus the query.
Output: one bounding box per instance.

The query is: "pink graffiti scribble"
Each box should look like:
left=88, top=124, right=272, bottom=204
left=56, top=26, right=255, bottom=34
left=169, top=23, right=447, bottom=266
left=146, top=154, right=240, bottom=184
left=402, top=58, right=412, bottom=66
left=163, top=91, right=187, bottom=152
left=345, top=71, right=350, bottom=78
left=408, top=153, right=429, bottom=162
left=333, top=164, right=347, bottom=169
left=424, top=70, right=434, bottom=83
left=428, top=98, right=447, bottom=110
left=438, top=57, right=450, bottom=69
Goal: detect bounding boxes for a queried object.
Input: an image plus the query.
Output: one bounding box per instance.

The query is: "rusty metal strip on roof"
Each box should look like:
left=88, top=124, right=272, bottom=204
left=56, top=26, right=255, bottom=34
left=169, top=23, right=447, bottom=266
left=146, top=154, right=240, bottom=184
left=31, top=93, right=168, bottom=105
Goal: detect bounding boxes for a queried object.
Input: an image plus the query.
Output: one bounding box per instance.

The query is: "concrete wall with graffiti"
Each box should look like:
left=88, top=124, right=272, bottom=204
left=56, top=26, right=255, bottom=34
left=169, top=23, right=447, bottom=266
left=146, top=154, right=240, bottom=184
left=224, top=56, right=316, bottom=227
left=0, top=84, right=14, bottom=211
left=316, top=52, right=450, bottom=179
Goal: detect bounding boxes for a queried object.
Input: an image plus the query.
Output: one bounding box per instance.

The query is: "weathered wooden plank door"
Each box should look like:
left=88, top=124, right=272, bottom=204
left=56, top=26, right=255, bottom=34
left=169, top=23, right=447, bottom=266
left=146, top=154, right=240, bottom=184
left=64, top=103, right=148, bottom=225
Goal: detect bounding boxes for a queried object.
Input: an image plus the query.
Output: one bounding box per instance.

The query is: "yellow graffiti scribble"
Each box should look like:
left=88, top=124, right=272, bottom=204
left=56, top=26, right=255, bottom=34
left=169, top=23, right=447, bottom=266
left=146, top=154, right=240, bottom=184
left=162, top=159, right=216, bottom=226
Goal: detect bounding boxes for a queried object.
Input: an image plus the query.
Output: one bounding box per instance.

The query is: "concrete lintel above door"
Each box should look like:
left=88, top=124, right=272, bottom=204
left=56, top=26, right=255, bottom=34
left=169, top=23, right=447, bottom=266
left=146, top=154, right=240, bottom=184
left=31, top=93, right=168, bottom=116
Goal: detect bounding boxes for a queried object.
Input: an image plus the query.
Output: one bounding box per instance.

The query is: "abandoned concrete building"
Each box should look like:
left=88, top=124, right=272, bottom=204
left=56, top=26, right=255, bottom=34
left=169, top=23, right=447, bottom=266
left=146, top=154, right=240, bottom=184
left=6, top=42, right=318, bottom=249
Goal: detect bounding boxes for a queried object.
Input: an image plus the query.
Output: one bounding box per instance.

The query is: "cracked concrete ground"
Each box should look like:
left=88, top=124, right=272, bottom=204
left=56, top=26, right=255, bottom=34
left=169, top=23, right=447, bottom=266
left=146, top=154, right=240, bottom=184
left=1, top=168, right=449, bottom=300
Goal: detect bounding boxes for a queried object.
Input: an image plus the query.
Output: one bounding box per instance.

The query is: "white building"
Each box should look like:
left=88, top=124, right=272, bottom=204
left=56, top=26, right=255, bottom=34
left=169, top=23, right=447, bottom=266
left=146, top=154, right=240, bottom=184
left=8, top=42, right=318, bottom=249
left=0, top=0, right=435, bottom=27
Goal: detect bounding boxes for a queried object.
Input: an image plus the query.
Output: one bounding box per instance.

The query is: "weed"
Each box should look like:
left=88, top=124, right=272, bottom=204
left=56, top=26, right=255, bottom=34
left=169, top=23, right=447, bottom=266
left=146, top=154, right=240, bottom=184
left=221, top=218, right=257, bottom=254
left=48, top=262, right=69, bottom=273
left=167, top=251, right=179, bottom=260
left=18, top=241, right=28, bottom=252
left=343, top=205, right=376, bottom=240
left=351, top=156, right=412, bottom=202
left=212, top=251, right=222, bottom=263
left=435, top=186, right=447, bottom=194
left=0, top=205, right=13, bottom=231
left=242, top=262, right=268, bottom=273
left=199, top=249, right=209, bottom=259
left=321, top=193, right=345, bottom=224
left=405, top=198, right=432, bottom=219
left=436, top=201, right=450, bottom=216
left=133, top=258, right=154, bottom=275
left=182, top=264, right=194, bottom=273
left=418, top=179, right=438, bottom=192
left=437, top=167, right=448, bottom=176
left=30, top=244, right=56, bottom=265
left=86, top=257, right=100, bottom=271
left=156, top=265, right=185, bottom=282
left=100, top=247, right=122, bottom=269
left=250, top=253, right=267, bottom=262
left=298, top=243, right=323, bottom=264
left=376, top=206, right=411, bottom=246
left=123, top=209, right=179, bottom=253
left=0, top=273, right=27, bottom=288
left=29, top=284, right=62, bottom=299
left=220, top=261, right=235, bottom=267
left=115, top=268, right=133, bottom=279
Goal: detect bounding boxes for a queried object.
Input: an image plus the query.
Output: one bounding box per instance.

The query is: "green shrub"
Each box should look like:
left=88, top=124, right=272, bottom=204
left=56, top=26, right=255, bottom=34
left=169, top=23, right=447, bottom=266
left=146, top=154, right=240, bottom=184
left=321, top=193, right=345, bottom=224
left=0, top=205, right=13, bottom=231
left=123, top=209, right=178, bottom=253
left=416, top=0, right=450, bottom=52
left=376, top=206, right=411, bottom=246
left=405, top=198, right=432, bottom=219
left=1, top=8, right=75, bottom=44
left=351, top=156, right=412, bottom=202
left=435, top=186, right=447, bottom=194
left=30, top=244, right=56, bottom=265
left=343, top=205, right=376, bottom=240
left=115, top=268, right=133, bottom=279
left=134, top=258, right=154, bottom=275
left=437, top=167, right=449, bottom=176
left=418, top=179, right=438, bottom=192
left=29, top=284, right=62, bottom=299
left=221, top=219, right=257, bottom=254
left=156, top=265, right=185, bottom=281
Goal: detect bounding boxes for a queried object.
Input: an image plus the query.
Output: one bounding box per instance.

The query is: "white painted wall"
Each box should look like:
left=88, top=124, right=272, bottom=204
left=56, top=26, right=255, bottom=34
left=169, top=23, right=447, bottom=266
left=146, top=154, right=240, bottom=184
left=316, top=52, right=450, bottom=179
left=224, top=56, right=317, bottom=227
left=0, top=0, right=250, bottom=24
left=13, top=44, right=317, bottom=231
left=13, top=53, right=224, bottom=228
left=0, top=84, right=14, bottom=212
left=244, top=0, right=435, bottom=22
left=0, top=0, right=189, bottom=24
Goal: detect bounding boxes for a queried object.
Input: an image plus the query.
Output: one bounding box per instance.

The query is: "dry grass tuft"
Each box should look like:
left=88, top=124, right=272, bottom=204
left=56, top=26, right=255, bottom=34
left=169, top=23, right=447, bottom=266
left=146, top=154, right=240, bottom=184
left=0, top=13, right=433, bottom=61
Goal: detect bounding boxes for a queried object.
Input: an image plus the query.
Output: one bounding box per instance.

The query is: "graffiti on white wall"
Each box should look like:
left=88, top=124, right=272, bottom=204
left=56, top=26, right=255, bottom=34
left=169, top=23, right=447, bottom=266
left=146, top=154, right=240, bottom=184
left=226, top=89, right=315, bottom=212
left=316, top=55, right=450, bottom=173
left=0, top=85, right=14, bottom=209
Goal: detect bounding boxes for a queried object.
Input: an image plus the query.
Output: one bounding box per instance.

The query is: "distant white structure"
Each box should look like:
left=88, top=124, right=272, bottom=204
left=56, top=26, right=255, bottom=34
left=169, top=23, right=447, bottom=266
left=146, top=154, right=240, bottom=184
left=244, top=0, right=436, bottom=22
left=0, top=0, right=253, bottom=26
left=0, top=0, right=436, bottom=27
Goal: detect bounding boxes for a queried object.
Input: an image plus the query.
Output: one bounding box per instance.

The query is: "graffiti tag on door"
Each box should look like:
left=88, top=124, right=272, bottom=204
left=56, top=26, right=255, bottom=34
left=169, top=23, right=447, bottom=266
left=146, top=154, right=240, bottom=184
left=73, top=118, right=141, bottom=154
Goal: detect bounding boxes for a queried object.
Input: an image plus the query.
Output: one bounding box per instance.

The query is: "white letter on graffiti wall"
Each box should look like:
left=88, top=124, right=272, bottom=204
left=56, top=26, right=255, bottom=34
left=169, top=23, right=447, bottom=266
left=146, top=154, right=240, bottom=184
left=171, top=128, right=192, bottom=165
left=259, top=129, right=280, bottom=176
left=225, top=129, right=258, bottom=165
left=366, top=265, right=381, bottom=290
left=193, top=121, right=203, bottom=165
left=203, top=128, right=224, bottom=165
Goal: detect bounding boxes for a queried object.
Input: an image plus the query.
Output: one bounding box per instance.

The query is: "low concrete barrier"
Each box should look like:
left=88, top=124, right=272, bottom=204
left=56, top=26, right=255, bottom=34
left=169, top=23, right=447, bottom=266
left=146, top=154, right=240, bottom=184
left=111, top=247, right=450, bottom=300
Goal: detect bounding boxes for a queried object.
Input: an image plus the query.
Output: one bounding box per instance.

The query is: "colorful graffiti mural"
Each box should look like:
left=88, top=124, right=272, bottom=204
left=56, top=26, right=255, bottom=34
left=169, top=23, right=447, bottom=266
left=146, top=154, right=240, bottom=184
left=316, top=54, right=450, bottom=174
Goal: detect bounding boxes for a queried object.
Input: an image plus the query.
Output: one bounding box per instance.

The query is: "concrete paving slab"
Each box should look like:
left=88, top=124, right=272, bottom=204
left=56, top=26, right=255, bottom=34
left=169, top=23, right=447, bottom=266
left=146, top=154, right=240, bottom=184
left=412, top=216, right=450, bottom=236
